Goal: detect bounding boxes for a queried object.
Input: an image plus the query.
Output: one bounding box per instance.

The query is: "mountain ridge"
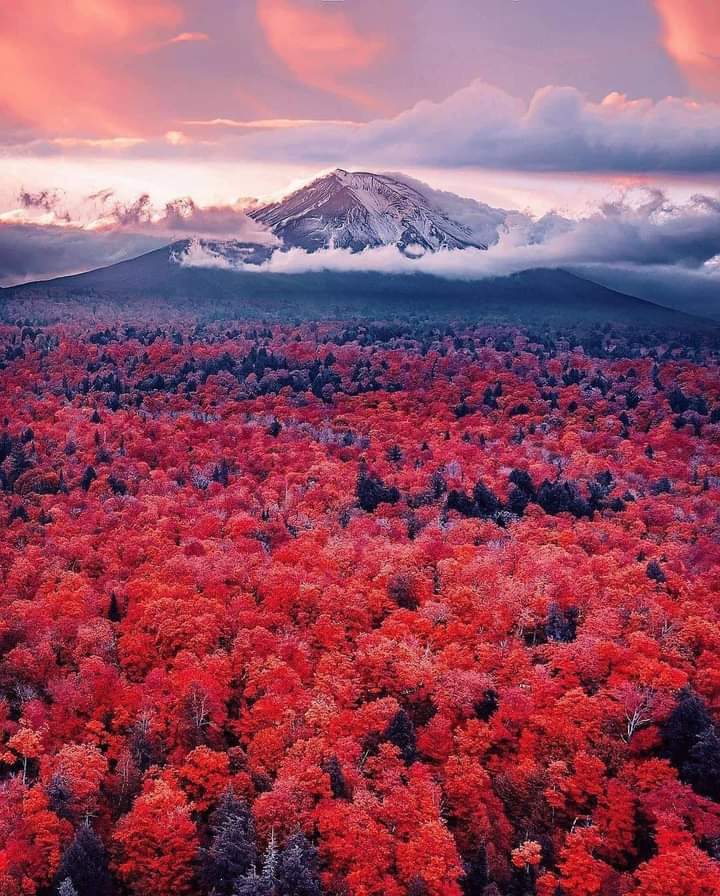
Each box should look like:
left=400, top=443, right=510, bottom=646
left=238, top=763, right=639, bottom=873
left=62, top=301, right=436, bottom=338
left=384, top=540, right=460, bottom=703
left=3, top=240, right=715, bottom=332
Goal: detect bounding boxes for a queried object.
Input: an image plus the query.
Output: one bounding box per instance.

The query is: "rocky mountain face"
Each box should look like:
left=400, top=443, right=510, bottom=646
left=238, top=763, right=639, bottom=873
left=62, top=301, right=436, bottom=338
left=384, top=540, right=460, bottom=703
left=250, top=169, right=488, bottom=253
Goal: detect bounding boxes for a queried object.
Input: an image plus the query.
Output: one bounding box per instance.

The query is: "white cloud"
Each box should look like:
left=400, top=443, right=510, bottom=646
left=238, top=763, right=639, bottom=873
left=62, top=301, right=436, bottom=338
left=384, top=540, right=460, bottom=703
left=0, top=191, right=279, bottom=284
left=90, top=193, right=279, bottom=245
left=232, top=81, right=720, bottom=173
left=175, top=187, right=720, bottom=281
left=173, top=238, right=236, bottom=269
left=6, top=80, right=720, bottom=174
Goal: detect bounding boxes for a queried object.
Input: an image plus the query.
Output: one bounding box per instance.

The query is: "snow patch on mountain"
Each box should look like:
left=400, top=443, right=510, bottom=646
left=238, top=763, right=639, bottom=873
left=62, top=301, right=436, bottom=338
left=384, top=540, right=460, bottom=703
left=249, top=169, right=491, bottom=253
left=382, top=172, right=523, bottom=248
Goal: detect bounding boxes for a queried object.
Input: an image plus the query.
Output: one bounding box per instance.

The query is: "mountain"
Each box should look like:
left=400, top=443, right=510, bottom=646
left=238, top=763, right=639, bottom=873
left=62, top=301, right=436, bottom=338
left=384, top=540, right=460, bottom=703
left=4, top=240, right=714, bottom=331
left=2, top=170, right=716, bottom=332
left=250, top=169, right=488, bottom=253
left=573, top=265, right=720, bottom=323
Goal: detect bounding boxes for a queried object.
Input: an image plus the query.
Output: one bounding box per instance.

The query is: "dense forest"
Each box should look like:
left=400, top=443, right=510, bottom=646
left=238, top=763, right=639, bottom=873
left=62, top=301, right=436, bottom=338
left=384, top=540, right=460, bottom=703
left=1, top=305, right=720, bottom=895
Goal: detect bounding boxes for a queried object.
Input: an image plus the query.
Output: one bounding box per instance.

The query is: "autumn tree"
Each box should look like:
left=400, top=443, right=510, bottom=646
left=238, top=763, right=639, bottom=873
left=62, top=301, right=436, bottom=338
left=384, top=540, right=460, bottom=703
left=112, top=779, right=198, bottom=896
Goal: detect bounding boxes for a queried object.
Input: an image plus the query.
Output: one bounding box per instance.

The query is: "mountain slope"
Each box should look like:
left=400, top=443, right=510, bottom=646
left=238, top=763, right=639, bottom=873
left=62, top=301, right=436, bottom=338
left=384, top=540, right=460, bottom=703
left=3, top=241, right=714, bottom=331
left=250, top=169, right=488, bottom=253
left=574, top=265, right=720, bottom=323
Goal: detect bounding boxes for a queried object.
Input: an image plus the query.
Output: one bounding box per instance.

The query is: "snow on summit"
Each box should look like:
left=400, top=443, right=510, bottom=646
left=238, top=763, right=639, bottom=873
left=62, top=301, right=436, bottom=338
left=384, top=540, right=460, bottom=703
left=250, top=169, right=489, bottom=253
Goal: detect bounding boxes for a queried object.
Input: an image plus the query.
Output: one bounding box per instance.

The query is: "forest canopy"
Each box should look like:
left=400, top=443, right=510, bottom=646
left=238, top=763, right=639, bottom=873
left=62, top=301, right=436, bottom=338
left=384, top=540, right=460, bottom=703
left=1, top=311, right=719, bottom=896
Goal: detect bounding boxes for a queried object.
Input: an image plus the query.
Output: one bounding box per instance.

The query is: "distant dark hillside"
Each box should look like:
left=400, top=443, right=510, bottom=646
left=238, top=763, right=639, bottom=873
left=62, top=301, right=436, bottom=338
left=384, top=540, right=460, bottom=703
left=3, top=241, right=716, bottom=331
left=575, top=265, right=720, bottom=323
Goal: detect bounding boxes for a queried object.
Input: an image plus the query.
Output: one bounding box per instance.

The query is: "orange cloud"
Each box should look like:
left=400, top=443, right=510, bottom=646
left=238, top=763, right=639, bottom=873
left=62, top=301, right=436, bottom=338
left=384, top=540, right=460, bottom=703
left=654, top=0, right=720, bottom=95
left=0, top=0, right=183, bottom=135
left=182, top=117, right=357, bottom=129
left=168, top=31, right=209, bottom=43
left=140, top=30, right=211, bottom=53
left=256, top=0, right=385, bottom=110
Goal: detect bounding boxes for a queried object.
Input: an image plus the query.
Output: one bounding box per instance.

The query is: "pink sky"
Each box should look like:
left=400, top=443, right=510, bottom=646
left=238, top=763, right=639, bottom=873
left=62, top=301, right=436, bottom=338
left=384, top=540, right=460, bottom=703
left=1, top=0, right=720, bottom=247
left=1, top=0, right=716, bottom=138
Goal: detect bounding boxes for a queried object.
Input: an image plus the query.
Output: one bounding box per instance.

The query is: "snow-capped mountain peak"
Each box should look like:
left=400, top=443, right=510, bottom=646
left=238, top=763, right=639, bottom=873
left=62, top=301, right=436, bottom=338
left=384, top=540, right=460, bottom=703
left=249, top=169, right=488, bottom=253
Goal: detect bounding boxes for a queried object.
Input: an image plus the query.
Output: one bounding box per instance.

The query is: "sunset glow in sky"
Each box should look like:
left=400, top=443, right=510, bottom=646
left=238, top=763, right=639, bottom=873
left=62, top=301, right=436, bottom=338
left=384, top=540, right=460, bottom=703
left=2, top=0, right=720, bottom=282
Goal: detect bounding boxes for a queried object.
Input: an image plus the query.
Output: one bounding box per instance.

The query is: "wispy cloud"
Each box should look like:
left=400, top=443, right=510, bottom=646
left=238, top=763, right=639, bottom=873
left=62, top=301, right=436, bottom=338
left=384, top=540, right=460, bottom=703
left=18, top=189, right=63, bottom=212
left=256, top=0, right=386, bottom=110
left=182, top=117, right=359, bottom=130
left=86, top=192, right=279, bottom=245
left=167, top=31, right=210, bottom=44
left=654, top=0, right=720, bottom=96
left=141, top=30, right=211, bottom=53
left=49, top=137, right=147, bottom=150
left=0, top=0, right=184, bottom=135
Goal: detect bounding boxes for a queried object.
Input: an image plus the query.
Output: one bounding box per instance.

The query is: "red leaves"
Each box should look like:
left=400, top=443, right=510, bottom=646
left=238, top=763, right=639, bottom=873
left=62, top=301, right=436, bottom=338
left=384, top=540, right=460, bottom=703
left=632, top=840, right=720, bottom=895
left=512, top=840, right=543, bottom=869
left=0, top=783, right=65, bottom=896
left=47, top=743, right=108, bottom=816
left=112, top=779, right=198, bottom=896
left=2, top=319, right=720, bottom=894
left=178, top=747, right=231, bottom=812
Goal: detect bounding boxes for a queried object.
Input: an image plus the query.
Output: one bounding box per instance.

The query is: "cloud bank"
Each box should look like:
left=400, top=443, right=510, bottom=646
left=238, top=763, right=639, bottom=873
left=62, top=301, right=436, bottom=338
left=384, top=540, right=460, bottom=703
left=5, top=179, right=720, bottom=324
left=176, top=188, right=720, bottom=277
left=6, top=80, right=720, bottom=176
left=219, top=81, right=720, bottom=174
left=91, top=193, right=278, bottom=245
left=0, top=191, right=277, bottom=285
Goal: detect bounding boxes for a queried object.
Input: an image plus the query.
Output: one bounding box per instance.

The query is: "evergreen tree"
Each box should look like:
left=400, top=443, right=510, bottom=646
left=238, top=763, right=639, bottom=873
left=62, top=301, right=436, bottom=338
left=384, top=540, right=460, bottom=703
left=213, top=459, right=231, bottom=486
left=472, top=480, right=501, bottom=517
left=0, top=431, right=11, bottom=464
left=356, top=470, right=400, bottom=513
left=385, top=709, right=417, bottom=763
left=474, top=689, right=499, bottom=722
left=233, top=831, right=322, bottom=896
left=56, top=824, right=113, bottom=896
left=9, top=443, right=30, bottom=484
left=387, top=573, right=419, bottom=611
left=234, top=869, right=273, bottom=896
left=81, top=466, right=97, bottom=491
left=507, top=486, right=530, bottom=516
left=322, top=756, right=350, bottom=800
left=461, top=846, right=488, bottom=895
left=47, top=773, right=74, bottom=821
left=683, top=726, right=720, bottom=801
left=276, top=833, right=321, bottom=896
left=661, top=688, right=714, bottom=776
left=445, top=489, right=478, bottom=518
left=546, top=603, right=578, bottom=642
left=200, top=790, right=257, bottom=896
left=108, top=593, right=122, bottom=623
left=261, top=830, right=279, bottom=882
left=646, top=560, right=666, bottom=583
